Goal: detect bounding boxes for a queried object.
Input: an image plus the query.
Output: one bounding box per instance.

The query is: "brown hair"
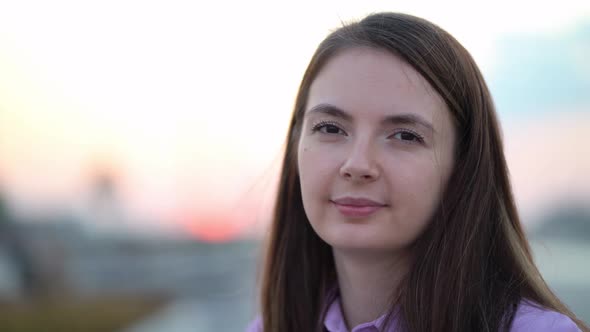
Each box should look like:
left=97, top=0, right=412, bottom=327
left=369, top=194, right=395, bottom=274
left=259, top=12, right=588, bottom=332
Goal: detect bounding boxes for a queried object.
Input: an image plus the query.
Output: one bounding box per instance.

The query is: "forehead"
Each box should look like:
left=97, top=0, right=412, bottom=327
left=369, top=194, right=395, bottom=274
left=306, top=47, right=448, bottom=126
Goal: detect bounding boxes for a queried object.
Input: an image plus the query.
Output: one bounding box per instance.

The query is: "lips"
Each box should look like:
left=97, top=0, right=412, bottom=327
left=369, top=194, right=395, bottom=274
left=331, top=197, right=386, bottom=218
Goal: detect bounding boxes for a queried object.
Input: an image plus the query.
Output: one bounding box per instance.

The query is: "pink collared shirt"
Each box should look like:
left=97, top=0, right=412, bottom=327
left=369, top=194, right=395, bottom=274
left=246, top=295, right=582, bottom=332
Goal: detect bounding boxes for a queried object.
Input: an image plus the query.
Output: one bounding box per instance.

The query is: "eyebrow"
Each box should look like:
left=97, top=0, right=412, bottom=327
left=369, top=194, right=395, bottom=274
left=306, top=103, right=436, bottom=133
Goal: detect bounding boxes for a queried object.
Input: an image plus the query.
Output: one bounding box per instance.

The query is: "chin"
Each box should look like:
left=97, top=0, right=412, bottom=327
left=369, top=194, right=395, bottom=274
left=318, top=224, right=400, bottom=252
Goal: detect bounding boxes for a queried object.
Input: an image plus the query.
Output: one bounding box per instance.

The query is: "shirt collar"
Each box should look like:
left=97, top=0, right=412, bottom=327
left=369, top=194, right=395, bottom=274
left=323, top=287, right=395, bottom=332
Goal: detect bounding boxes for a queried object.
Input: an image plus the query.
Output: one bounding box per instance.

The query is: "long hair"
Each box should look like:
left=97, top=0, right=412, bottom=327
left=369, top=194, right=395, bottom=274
left=259, top=12, right=588, bottom=332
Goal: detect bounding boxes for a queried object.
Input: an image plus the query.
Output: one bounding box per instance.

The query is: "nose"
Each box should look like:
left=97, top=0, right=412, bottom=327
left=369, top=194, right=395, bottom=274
left=339, top=140, right=380, bottom=183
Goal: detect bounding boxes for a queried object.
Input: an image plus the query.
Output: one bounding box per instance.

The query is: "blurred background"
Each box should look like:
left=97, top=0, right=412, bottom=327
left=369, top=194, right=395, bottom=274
left=0, top=0, right=588, bottom=331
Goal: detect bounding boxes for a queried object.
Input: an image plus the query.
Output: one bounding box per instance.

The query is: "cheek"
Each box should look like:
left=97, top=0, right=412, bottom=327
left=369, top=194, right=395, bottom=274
left=297, top=145, right=334, bottom=197
left=297, top=141, right=345, bottom=229
left=390, top=157, right=448, bottom=222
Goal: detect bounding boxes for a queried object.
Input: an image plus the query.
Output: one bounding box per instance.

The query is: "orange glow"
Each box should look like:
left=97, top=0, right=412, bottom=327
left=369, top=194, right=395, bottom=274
left=182, top=214, right=248, bottom=243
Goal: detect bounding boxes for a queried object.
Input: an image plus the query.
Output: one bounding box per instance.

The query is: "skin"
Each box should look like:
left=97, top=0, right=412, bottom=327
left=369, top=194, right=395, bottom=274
left=296, top=47, right=456, bottom=328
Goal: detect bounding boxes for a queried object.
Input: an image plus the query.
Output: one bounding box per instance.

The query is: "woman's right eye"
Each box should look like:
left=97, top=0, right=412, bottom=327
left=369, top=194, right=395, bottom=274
left=312, top=121, right=346, bottom=135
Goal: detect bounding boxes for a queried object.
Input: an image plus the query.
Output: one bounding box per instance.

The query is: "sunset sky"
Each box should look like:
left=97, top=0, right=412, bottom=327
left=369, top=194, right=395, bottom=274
left=0, top=1, right=588, bottom=240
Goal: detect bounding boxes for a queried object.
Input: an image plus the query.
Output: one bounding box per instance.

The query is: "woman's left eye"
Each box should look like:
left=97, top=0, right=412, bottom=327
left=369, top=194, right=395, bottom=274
left=391, top=130, right=424, bottom=143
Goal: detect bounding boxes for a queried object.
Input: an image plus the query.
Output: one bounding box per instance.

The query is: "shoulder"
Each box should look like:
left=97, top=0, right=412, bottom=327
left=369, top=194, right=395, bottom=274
left=245, top=315, right=262, bottom=332
left=510, top=299, right=581, bottom=332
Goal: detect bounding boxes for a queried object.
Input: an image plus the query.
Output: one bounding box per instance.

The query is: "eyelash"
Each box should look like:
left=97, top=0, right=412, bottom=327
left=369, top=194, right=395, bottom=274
left=311, top=121, right=424, bottom=144
left=389, top=129, right=425, bottom=144
left=311, top=121, right=346, bottom=135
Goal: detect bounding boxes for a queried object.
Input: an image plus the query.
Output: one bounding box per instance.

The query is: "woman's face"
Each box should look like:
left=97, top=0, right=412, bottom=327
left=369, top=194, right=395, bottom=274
left=297, top=47, right=456, bottom=253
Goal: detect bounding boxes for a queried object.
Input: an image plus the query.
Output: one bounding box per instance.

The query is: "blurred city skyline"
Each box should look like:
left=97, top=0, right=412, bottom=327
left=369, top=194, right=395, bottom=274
left=0, top=1, right=589, bottom=240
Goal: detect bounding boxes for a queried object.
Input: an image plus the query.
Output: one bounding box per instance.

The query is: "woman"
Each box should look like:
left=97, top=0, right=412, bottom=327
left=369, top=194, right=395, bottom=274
left=247, top=12, right=588, bottom=332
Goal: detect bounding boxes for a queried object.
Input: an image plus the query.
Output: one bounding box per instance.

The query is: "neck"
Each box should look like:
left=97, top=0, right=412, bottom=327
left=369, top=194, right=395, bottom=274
left=333, top=248, right=410, bottom=330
